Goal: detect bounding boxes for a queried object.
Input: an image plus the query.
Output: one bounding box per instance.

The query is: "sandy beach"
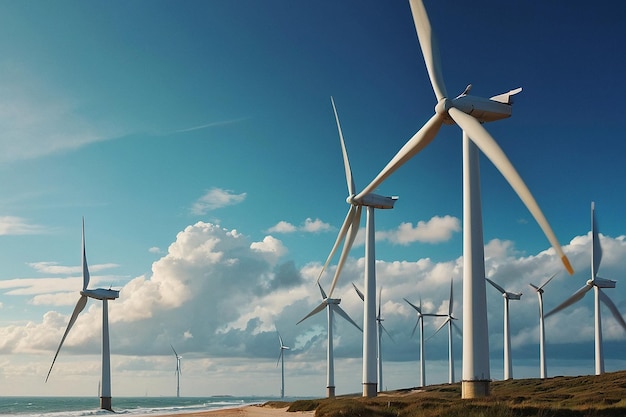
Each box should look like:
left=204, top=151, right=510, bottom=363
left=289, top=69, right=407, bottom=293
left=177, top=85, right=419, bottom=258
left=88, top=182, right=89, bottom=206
left=158, top=404, right=313, bottom=417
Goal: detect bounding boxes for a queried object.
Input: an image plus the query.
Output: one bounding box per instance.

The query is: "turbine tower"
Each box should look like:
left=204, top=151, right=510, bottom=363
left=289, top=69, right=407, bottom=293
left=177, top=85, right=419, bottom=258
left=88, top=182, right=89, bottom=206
left=404, top=297, right=446, bottom=387
left=46, top=218, right=120, bottom=411
left=343, top=0, right=573, bottom=397
left=429, top=280, right=459, bottom=384
left=317, top=97, right=397, bottom=397
left=546, top=202, right=626, bottom=375
left=171, top=345, right=182, bottom=397
left=528, top=273, right=557, bottom=379
left=297, top=283, right=361, bottom=398
left=353, top=284, right=393, bottom=392
left=486, top=278, right=522, bottom=380
left=276, top=333, right=290, bottom=399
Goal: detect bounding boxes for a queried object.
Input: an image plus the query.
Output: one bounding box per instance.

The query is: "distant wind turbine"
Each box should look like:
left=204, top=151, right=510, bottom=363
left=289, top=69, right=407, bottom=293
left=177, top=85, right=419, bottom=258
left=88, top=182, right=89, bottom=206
left=46, top=218, right=120, bottom=411
left=317, top=97, right=397, bottom=397
left=404, top=297, right=446, bottom=387
left=276, top=333, right=290, bottom=399
left=528, top=273, right=557, bottom=379
left=297, top=283, right=361, bottom=398
left=546, top=202, right=626, bottom=375
left=354, top=284, right=393, bottom=392
left=428, top=280, right=459, bottom=384
left=486, top=278, right=522, bottom=380
left=171, top=345, right=182, bottom=397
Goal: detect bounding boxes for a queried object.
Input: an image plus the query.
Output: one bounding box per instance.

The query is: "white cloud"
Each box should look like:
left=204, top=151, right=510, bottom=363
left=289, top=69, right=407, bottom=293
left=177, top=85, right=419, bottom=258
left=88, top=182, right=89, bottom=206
left=0, top=216, right=49, bottom=235
left=191, top=188, right=247, bottom=214
left=377, top=215, right=461, bottom=244
left=267, top=218, right=332, bottom=234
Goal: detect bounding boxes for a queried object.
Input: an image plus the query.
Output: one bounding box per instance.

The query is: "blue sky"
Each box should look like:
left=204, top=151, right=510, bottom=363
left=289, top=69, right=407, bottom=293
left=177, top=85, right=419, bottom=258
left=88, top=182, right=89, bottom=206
left=0, top=0, right=626, bottom=398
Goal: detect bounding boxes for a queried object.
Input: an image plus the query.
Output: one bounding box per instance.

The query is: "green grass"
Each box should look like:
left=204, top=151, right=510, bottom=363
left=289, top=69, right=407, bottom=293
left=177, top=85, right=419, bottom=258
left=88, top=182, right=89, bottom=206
left=280, top=370, right=626, bottom=417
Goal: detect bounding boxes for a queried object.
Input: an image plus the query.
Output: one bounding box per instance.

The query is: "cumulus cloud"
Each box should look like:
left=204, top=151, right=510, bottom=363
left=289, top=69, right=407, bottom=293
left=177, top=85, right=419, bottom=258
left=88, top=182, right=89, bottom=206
left=377, top=215, right=461, bottom=245
left=191, top=188, right=247, bottom=214
left=267, top=218, right=332, bottom=234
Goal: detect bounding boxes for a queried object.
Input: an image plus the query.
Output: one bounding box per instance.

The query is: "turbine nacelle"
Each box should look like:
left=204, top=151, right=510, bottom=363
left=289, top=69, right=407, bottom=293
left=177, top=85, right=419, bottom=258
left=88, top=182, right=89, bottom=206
left=348, top=193, right=397, bottom=209
left=503, top=291, right=522, bottom=300
left=590, top=277, right=616, bottom=289
left=436, top=87, right=522, bottom=125
left=81, top=288, right=120, bottom=301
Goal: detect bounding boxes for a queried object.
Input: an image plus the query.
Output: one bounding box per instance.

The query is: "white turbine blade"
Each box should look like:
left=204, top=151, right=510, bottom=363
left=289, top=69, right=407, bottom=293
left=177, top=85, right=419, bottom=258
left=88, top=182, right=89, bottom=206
left=278, top=333, right=284, bottom=347
left=316, top=206, right=356, bottom=284
left=296, top=301, right=327, bottom=325
left=448, top=107, right=574, bottom=275
left=545, top=283, right=593, bottom=318
left=380, top=322, right=394, bottom=342
left=276, top=349, right=283, bottom=367
left=334, top=305, right=362, bottom=332
left=426, top=318, right=449, bottom=342
left=352, top=282, right=364, bottom=301
left=529, top=283, right=540, bottom=291
left=598, top=289, right=626, bottom=331
left=410, top=318, right=421, bottom=338
left=327, top=205, right=362, bottom=298
left=404, top=298, right=422, bottom=314
left=331, top=96, right=356, bottom=197
left=486, top=278, right=506, bottom=295
left=317, top=282, right=328, bottom=300
left=538, top=273, right=558, bottom=291
left=592, top=202, right=602, bottom=279
left=46, top=295, right=88, bottom=382
left=408, top=0, right=448, bottom=101
left=377, top=287, right=383, bottom=320
left=448, top=279, right=454, bottom=316
left=355, top=113, right=443, bottom=200
left=452, top=320, right=462, bottom=336
left=171, top=344, right=179, bottom=357
left=82, top=218, right=90, bottom=291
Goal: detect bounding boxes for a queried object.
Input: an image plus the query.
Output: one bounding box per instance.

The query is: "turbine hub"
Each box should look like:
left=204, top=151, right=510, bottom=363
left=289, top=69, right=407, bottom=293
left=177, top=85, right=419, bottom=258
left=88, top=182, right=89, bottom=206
left=434, top=98, right=454, bottom=124
left=346, top=194, right=357, bottom=205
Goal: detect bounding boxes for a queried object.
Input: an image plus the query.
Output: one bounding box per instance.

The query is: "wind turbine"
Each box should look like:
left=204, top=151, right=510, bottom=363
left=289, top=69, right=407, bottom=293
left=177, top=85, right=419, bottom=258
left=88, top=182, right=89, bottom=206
left=546, top=202, right=626, bottom=375
left=338, top=0, right=573, bottom=397
left=317, top=97, right=397, bottom=397
left=171, top=345, right=182, bottom=397
left=528, top=273, right=557, bottom=379
left=428, top=280, right=459, bottom=384
left=353, top=284, right=393, bottom=392
left=404, top=297, right=446, bottom=387
left=276, top=333, right=290, bottom=399
left=297, top=283, right=361, bottom=398
left=486, top=278, right=522, bottom=380
left=46, top=218, right=120, bottom=411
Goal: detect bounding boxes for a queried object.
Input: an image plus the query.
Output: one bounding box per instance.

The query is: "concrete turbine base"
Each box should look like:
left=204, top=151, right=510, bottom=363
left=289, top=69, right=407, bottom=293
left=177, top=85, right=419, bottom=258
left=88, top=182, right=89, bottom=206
left=100, top=397, right=112, bottom=411
left=326, top=386, right=335, bottom=398
left=462, top=380, right=490, bottom=399
left=363, top=382, right=377, bottom=398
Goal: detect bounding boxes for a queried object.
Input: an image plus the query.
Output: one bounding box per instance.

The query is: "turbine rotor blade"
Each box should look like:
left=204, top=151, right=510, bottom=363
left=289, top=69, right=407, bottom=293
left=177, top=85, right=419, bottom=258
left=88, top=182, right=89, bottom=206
left=296, top=301, right=327, bottom=325
left=355, top=113, right=443, bottom=200
left=46, top=295, right=88, bottom=382
left=410, top=318, right=421, bottom=338
left=317, top=282, right=328, bottom=300
left=403, top=298, right=422, bottom=314
left=327, top=205, right=362, bottom=298
left=331, top=96, right=356, bottom=197
left=171, top=344, right=178, bottom=357
left=545, top=283, right=593, bottom=318
left=352, top=282, right=364, bottom=301
left=592, top=202, right=602, bottom=279
left=448, top=107, right=574, bottom=275
left=426, top=318, right=449, bottom=342
left=377, top=287, right=383, bottom=319
left=408, top=0, right=448, bottom=101
left=317, top=206, right=356, bottom=284
left=486, top=278, right=506, bottom=295
left=334, top=305, right=362, bottom=332
left=448, top=279, right=454, bottom=316
left=538, top=273, right=558, bottom=291
left=598, top=289, right=626, bottom=331
left=82, top=218, right=90, bottom=291
left=380, top=322, right=394, bottom=342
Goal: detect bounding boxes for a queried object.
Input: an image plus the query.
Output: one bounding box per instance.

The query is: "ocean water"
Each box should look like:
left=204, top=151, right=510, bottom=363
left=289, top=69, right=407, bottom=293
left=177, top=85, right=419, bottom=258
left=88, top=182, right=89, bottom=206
left=0, top=396, right=282, bottom=416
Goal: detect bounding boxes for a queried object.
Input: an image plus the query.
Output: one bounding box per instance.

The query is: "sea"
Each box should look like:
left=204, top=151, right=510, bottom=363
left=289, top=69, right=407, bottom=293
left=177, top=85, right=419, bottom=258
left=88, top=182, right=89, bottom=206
left=0, top=396, right=285, bottom=417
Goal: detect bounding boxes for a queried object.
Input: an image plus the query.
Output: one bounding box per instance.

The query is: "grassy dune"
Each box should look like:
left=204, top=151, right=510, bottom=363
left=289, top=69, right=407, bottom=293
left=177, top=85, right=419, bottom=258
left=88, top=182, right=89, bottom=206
left=274, top=370, right=626, bottom=417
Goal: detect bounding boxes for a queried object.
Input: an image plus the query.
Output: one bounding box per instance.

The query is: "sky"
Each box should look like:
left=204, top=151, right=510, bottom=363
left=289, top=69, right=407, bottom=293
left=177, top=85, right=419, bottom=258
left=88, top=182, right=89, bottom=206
left=0, top=0, right=625, bottom=399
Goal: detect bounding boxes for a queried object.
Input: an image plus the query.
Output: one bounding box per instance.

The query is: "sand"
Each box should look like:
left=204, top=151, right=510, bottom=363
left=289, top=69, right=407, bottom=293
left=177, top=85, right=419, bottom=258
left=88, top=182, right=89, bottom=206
left=156, top=404, right=314, bottom=417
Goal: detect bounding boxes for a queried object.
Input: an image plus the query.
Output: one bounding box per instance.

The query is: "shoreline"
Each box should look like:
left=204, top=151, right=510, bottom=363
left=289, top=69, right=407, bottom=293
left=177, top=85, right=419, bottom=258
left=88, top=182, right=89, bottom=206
left=153, top=404, right=314, bottom=417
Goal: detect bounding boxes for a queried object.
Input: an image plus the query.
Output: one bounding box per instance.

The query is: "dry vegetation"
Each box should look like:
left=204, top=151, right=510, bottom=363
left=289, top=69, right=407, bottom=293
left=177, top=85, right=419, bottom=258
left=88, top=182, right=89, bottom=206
left=271, top=370, right=626, bottom=417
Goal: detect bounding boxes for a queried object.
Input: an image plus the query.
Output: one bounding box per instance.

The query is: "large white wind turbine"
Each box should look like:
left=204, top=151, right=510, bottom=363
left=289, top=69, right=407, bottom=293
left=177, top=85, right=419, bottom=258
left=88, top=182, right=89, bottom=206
left=46, top=219, right=120, bottom=411
left=171, top=345, right=182, bottom=397
left=486, top=278, right=522, bottom=380
left=428, top=280, right=459, bottom=384
left=276, top=333, right=290, bottom=399
left=317, top=97, right=397, bottom=397
left=546, top=202, right=626, bottom=375
left=297, top=283, right=362, bottom=398
left=528, top=273, right=557, bottom=379
left=404, top=297, right=446, bottom=387
left=353, top=284, right=393, bottom=392
left=341, top=0, right=573, bottom=397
